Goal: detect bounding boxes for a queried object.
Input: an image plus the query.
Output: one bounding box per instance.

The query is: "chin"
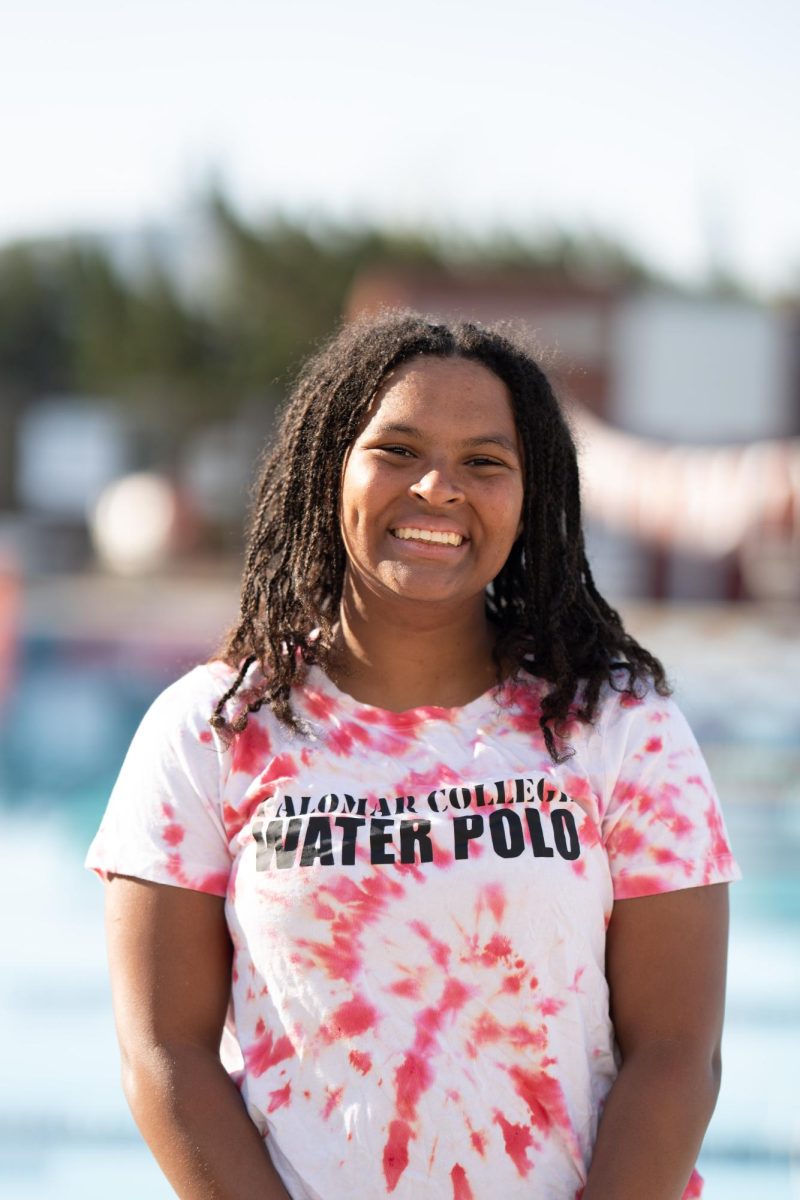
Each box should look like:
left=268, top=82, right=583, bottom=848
left=379, top=571, right=481, bottom=607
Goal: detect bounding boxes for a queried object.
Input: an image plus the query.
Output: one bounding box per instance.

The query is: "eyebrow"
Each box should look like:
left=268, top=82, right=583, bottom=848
left=373, top=423, right=519, bottom=455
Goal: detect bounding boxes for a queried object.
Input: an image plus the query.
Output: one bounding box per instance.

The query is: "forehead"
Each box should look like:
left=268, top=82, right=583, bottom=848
left=364, top=355, right=517, bottom=433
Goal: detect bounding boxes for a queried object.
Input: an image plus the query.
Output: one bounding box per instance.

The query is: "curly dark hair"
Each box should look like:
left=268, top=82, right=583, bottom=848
left=211, top=309, right=669, bottom=761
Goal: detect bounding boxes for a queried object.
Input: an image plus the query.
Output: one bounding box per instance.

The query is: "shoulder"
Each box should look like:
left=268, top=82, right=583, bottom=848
left=146, top=660, right=238, bottom=719
left=568, top=668, right=690, bottom=768
left=594, top=667, right=676, bottom=728
left=580, top=669, right=712, bottom=797
left=135, top=660, right=263, bottom=751
left=513, top=666, right=673, bottom=731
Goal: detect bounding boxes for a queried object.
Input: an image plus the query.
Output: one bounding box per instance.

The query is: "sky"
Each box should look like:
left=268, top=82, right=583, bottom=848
left=1, top=0, right=798, bottom=294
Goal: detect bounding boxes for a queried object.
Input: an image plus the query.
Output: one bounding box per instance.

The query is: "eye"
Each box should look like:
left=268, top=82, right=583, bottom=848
left=466, top=456, right=504, bottom=468
left=379, top=445, right=416, bottom=458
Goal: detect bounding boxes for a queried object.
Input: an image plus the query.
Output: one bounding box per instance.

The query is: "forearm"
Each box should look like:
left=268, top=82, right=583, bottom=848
left=582, top=1044, right=720, bottom=1200
left=122, top=1041, right=290, bottom=1200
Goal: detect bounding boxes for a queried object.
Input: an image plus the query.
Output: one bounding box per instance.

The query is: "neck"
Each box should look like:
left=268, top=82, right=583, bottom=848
left=330, top=576, right=499, bottom=711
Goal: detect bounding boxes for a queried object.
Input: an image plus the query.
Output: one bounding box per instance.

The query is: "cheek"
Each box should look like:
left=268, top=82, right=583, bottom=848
left=340, top=459, right=364, bottom=516
left=339, top=495, right=363, bottom=549
left=340, top=462, right=383, bottom=544
left=487, top=484, right=524, bottom=541
left=341, top=454, right=377, bottom=502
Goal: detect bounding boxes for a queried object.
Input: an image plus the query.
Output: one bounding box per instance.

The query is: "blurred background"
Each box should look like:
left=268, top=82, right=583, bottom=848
left=1, top=0, right=799, bottom=1196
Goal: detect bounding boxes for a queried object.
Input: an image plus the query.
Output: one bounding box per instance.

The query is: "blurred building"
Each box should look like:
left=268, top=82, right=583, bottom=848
left=6, top=398, right=135, bottom=573
left=2, top=254, right=798, bottom=603
left=347, top=269, right=800, bottom=602
left=347, top=268, right=618, bottom=417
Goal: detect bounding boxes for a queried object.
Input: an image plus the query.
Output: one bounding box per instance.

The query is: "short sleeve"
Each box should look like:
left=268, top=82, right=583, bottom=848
left=598, top=686, right=741, bottom=900
left=85, top=665, right=233, bottom=897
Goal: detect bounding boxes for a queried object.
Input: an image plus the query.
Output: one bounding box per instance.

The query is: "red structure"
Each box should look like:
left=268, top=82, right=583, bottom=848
left=346, top=268, right=800, bottom=602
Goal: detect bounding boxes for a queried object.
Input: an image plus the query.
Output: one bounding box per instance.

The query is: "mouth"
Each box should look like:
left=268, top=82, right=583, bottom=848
left=390, top=526, right=467, bottom=547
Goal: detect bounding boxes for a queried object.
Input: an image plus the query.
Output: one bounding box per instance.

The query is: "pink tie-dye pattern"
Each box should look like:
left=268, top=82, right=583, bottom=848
left=392, top=978, right=473, bottom=1124
left=243, top=1024, right=295, bottom=1077
left=85, top=661, right=738, bottom=1199
left=304, top=688, right=338, bottom=722
left=494, top=1110, right=535, bottom=1177
left=267, top=1081, right=292, bottom=1112
left=684, top=1167, right=704, bottom=1198
left=231, top=719, right=272, bottom=775
left=240, top=752, right=299, bottom=818
left=322, top=1085, right=344, bottom=1120
left=349, top=1049, right=372, bottom=1075
left=198, top=868, right=229, bottom=895
left=321, top=996, right=379, bottom=1042
left=480, top=882, right=506, bottom=923
left=450, top=1162, right=475, bottom=1199
left=383, top=1119, right=413, bottom=1192
left=507, top=1064, right=583, bottom=1159
left=327, top=720, right=374, bottom=757
left=161, top=821, right=185, bottom=847
left=297, top=871, right=406, bottom=982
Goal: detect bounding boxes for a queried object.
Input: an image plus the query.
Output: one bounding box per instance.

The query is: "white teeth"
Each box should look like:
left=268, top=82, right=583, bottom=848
left=393, top=527, right=464, bottom=546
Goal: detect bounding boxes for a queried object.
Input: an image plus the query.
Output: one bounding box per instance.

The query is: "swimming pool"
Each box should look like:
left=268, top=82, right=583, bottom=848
left=1, top=608, right=798, bottom=1198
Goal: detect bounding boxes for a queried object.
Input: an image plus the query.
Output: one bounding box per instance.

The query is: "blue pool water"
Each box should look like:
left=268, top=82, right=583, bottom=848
left=1, top=615, right=799, bottom=1199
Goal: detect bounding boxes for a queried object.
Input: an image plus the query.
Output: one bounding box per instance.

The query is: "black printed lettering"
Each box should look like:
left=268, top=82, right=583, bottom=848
left=299, top=816, right=335, bottom=866
left=514, top=778, right=536, bottom=805
left=369, top=818, right=395, bottom=864
left=399, top=819, right=433, bottom=864
left=448, top=787, right=473, bottom=810
left=276, top=796, right=312, bottom=817
left=394, top=795, right=417, bottom=814
left=489, top=810, right=525, bottom=858
left=315, top=794, right=339, bottom=814
left=552, top=810, right=581, bottom=859
left=257, top=777, right=583, bottom=870
left=536, top=779, right=561, bottom=804
left=524, top=808, right=555, bottom=858
left=342, top=795, right=369, bottom=817
left=427, top=789, right=447, bottom=813
left=453, top=815, right=484, bottom=859
left=335, top=816, right=366, bottom=864
left=254, top=818, right=302, bottom=870
left=473, top=783, right=491, bottom=807
left=494, top=779, right=514, bottom=805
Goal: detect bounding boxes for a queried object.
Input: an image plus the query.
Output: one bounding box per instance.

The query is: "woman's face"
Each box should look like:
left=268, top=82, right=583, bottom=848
left=339, top=355, right=525, bottom=613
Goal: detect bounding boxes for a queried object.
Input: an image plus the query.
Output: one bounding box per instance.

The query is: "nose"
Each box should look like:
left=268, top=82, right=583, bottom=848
left=410, top=467, right=464, bottom=506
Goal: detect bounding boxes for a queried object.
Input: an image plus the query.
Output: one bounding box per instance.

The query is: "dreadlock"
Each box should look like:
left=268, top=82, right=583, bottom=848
left=211, top=309, right=670, bottom=761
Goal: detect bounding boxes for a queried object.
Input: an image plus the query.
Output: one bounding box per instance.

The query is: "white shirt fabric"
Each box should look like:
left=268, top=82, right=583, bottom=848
left=87, top=660, right=740, bottom=1200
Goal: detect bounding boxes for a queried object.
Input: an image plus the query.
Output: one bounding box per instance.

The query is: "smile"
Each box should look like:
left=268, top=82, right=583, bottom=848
left=391, top=527, right=465, bottom=547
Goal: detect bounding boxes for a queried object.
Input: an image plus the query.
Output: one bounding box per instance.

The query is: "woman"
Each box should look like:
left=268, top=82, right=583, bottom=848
left=88, top=311, right=740, bottom=1199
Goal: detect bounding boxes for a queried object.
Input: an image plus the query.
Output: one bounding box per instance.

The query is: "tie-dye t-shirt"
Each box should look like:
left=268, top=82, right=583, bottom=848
left=86, top=661, right=740, bottom=1200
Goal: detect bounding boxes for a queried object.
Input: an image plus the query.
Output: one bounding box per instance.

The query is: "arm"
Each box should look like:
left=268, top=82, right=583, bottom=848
left=582, top=883, right=730, bottom=1200
left=105, top=875, right=290, bottom=1200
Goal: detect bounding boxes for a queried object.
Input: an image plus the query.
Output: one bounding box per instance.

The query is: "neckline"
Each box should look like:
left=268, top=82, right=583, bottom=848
left=305, top=663, right=513, bottom=725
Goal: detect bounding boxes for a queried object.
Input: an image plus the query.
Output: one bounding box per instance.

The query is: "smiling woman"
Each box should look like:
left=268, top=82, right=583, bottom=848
left=86, top=310, right=740, bottom=1200
left=337, top=356, right=524, bottom=703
